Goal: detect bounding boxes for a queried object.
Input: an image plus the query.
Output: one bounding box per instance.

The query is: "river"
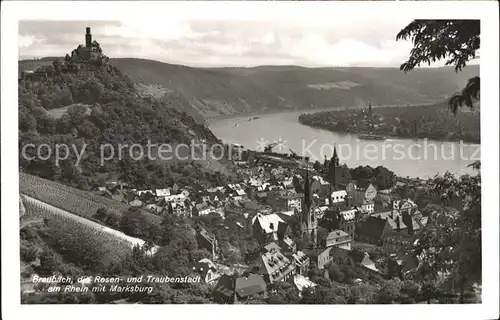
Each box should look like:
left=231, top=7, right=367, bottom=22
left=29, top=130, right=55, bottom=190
left=208, top=110, right=480, bottom=179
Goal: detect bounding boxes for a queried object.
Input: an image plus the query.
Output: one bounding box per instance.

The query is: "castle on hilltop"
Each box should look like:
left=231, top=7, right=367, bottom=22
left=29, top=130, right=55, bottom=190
left=65, top=27, right=109, bottom=68
left=20, top=27, right=110, bottom=81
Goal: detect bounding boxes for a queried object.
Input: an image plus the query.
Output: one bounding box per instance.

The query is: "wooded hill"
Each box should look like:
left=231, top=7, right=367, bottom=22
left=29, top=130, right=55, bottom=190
left=20, top=58, right=479, bottom=122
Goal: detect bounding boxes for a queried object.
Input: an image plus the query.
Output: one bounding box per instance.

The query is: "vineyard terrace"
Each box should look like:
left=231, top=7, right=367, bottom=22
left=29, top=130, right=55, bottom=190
left=21, top=143, right=87, bottom=167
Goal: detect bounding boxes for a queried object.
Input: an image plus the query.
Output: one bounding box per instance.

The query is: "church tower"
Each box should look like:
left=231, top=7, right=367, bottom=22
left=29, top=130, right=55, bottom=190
left=328, top=146, right=340, bottom=188
left=301, top=168, right=318, bottom=248
left=368, top=102, right=373, bottom=130
left=332, top=145, right=339, bottom=167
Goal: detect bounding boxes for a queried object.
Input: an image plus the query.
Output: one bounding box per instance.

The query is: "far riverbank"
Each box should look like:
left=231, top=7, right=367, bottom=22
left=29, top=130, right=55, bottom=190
left=298, top=120, right=480, bottom=144
left=204, top=103, right=433, bottom=126
left=297, top=104, right=480, bottom=144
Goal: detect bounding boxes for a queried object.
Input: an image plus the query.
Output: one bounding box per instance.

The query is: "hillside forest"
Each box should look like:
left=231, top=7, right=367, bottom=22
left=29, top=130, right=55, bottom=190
left=18, top=59, right=236, bottom=191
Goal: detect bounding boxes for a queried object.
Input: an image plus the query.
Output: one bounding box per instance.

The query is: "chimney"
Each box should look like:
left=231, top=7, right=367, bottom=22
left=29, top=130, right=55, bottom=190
left=85, top=27, right=92, bottom=48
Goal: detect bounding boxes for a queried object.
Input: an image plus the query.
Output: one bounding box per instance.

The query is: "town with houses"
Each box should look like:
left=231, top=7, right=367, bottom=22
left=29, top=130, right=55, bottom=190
left=86, top=144, right=436, bottom=303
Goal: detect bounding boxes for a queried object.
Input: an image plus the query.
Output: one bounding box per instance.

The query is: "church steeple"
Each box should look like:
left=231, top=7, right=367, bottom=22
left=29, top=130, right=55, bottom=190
left=303, top=168, right=311, bottom=210
left=332, top=146, right=339, bottom=167
left=328, top=180, right=333, bottom=207
left=301, top=166, right=317, bottom=248
left=328, top=146, right=340, bottom=188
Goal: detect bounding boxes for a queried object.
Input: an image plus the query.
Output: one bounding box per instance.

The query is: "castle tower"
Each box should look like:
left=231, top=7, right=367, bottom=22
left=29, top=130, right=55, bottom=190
left=86, top=27, right=92, bottom=48
left=301, top=169, right=317, bottom=248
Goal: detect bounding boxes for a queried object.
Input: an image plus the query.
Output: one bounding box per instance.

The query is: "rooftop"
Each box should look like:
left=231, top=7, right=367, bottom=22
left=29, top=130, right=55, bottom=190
left=327, top=229, right=350, bottom=242
left=356, top=216, right=388, bottom=240
left=331, top=190, right=347, bottom=196
left=293, top=274, right=316, bottom=292
left=155, top=188, right=171, bottom=197
left=264, top=242, right=281, bottom=252
left=357, top=181, right=375, bottom=190
left=394, top=199, right=417, bottom=209
left=360, top=254, right=379, bottom=272
left=303, top=247, right=331, bottom=258
left=252, top=213, right=285, bottom=233
left=311, top=175, right=330, bottom=185
left=260, top=246, right=292, bottom=277
left=339, top=209, right=357, bottom=221
left=373, top=211, right=408, bottom=230
left=235, top=274, right=267, bottom=298
left=293, top=250, right=309, bottom=265
left=329, top=246, right=351, bottom=259
left=282, top=236, right=295, bottom=247
left=277, top=191, right=302, bottom=199
left=384, top=231, right=415, bottom=243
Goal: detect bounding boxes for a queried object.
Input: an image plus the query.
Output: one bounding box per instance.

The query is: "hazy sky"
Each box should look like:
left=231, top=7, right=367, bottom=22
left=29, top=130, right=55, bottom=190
left=18, top=18, right=435, bottom=68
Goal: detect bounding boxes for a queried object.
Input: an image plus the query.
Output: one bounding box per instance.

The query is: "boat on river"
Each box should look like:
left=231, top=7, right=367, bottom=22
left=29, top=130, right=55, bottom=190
left=248, top=116, right=261, bottom=122
left=358, top=133, right=386, bottom=141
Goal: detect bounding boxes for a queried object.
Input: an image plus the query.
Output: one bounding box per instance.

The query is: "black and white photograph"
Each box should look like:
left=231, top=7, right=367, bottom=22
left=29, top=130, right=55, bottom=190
left=1, top=1, right=498, bottom=319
